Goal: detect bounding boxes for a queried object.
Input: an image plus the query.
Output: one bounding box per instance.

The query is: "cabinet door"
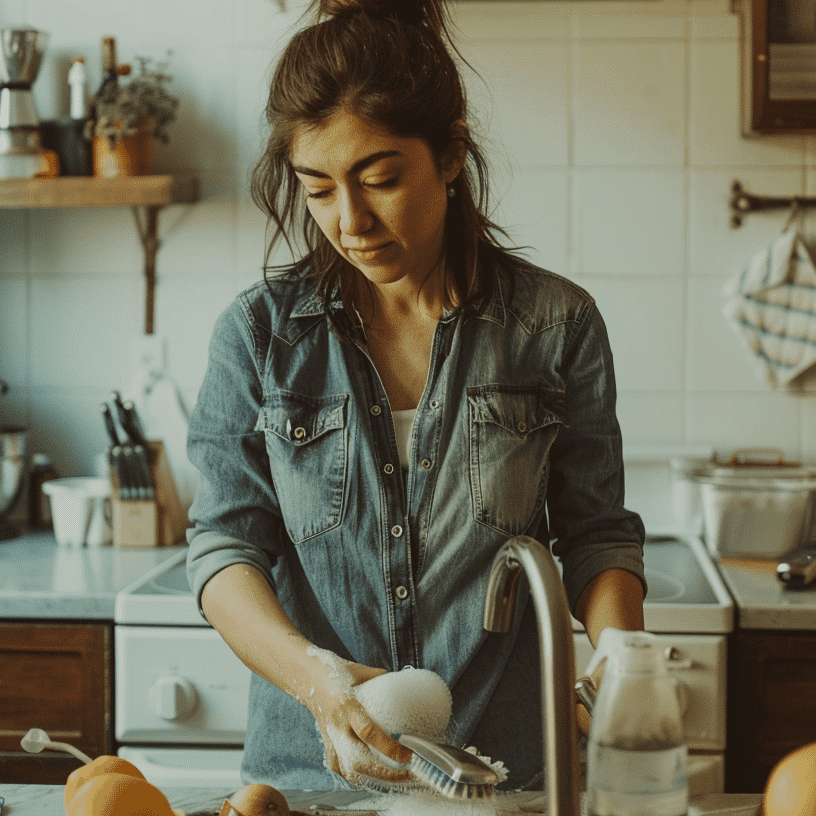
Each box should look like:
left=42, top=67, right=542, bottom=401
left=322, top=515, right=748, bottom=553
left=726, top=630, right=816, bottom=792
left=0, top=622, right=113, bottom=783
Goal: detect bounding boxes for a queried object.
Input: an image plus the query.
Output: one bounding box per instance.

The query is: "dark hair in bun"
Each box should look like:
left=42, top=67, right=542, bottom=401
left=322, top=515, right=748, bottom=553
left=252, top=0, right=511, bottom=337
left=319, top=0, right=441, bottom=29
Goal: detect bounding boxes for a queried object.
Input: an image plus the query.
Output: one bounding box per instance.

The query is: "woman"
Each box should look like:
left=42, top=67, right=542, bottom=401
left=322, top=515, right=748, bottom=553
left=186, top=0, right=646, bottom=792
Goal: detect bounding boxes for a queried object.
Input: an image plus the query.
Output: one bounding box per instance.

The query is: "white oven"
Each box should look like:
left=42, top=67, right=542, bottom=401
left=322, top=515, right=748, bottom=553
left=114, top=555, right=250, bottom=788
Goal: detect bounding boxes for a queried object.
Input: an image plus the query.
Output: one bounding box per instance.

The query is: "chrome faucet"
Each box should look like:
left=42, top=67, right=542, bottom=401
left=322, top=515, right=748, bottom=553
left=484, top=535, right=581, bottom=816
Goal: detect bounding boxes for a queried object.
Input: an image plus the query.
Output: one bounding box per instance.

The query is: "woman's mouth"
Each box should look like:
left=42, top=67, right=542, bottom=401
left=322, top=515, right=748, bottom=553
left=346, top=242, right=395, bottom=262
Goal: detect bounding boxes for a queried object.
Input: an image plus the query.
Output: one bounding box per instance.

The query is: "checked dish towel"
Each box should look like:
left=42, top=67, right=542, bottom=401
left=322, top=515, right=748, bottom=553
left=723, top=227, right=816, bottom=388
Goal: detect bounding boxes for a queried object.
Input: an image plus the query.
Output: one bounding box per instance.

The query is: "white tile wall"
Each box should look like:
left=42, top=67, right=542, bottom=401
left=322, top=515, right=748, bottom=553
left=3, top=0, right=816, bottom=487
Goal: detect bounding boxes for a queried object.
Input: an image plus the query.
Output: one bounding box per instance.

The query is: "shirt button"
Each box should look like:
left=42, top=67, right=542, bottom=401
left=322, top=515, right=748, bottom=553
left=370, top=405, right=382, bottom=416
left=293, top=426, right=307, bottom=440
left=517, top=421, right=527, bottom=433
left=395, top=586, right=409, bottom=600
left=391, top=525, right=403, bottom=538
left=420, top=458, right=432, bottom=470
left=430, top=400, right=440, bottom=409
left=384, top=463, right=394, bottom=475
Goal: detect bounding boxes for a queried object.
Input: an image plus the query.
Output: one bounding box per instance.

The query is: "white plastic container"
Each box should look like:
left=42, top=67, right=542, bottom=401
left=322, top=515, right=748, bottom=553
left=42, top=477, right=111, bottom=547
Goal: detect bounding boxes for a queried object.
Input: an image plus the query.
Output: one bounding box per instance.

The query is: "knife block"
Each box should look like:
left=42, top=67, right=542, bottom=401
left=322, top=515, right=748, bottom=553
left=110, top=440, right=187, bottom=547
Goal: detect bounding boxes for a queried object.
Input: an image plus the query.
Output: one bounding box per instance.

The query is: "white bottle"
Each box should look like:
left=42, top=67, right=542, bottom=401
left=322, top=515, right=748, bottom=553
left=68, top=57, right=86, bottom=119
left=586, top=628, right=688, bottom=816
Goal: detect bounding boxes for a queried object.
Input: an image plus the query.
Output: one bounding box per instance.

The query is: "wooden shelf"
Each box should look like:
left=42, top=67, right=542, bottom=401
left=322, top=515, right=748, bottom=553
left=0, top=173, right=200, bottom=334
left=0, top=172, right=199, bottom=209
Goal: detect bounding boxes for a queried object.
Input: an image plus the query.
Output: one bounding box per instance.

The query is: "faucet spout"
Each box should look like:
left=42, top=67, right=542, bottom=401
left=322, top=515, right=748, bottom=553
left=484, top=535, right=580, bottom=816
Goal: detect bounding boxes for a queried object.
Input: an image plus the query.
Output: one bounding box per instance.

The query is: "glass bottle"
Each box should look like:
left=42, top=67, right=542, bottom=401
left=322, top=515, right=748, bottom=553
left=96, top=37, right=118, bottom=104
left=586, top=629, right=688, bottom=816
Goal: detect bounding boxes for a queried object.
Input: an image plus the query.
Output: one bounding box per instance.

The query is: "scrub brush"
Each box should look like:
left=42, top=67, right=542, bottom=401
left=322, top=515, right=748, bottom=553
left=398, top=734, right=501, bottom=799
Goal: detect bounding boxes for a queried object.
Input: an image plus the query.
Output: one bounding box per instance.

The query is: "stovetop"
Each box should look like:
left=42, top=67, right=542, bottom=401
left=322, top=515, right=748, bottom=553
left=115, top=533, right=733, bottom=633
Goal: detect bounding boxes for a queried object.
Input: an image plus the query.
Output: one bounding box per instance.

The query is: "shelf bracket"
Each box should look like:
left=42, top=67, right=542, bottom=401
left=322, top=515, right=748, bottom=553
left=131, top=205, right=161, bottom=335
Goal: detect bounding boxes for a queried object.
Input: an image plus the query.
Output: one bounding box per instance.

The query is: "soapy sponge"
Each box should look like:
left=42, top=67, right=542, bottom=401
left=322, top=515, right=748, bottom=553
left=354, top=668, right=453, bottom=740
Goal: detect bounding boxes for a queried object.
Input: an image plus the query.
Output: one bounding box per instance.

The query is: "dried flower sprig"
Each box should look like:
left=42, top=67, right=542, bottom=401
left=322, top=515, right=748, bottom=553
left=88, top=50, right=179, bottom=147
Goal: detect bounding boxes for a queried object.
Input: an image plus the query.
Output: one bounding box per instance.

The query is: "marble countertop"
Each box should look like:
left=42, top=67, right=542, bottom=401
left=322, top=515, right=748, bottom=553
left=716, top=556, right=816, bottom=630
left=0, top=786, right=764, bottom=816
left=0, top=531, right=187, bottom=619
left=1, top=529, right=813, bottom=631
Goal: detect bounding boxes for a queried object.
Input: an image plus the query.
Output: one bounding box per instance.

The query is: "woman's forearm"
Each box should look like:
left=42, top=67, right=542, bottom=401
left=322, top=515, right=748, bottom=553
left=573, top=567, right=645, bottom=648
left=201, top=562, right=414, bottom=778
left=200, top=562, right=317, bottom=703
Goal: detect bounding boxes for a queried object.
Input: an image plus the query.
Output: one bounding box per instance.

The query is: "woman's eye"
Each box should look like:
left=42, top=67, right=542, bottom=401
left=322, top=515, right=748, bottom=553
left=306, top=189, right=332, bottom=200
left=367, top=177, right=397, bottom=190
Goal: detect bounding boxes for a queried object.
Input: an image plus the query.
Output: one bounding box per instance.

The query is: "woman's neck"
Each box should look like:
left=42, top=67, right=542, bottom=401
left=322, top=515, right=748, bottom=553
left=349, top=261, right=457, bottom=333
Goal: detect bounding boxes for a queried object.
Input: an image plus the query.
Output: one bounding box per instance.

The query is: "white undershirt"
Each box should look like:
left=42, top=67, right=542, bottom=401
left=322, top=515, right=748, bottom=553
left=392, top=408, right=417, bottom=469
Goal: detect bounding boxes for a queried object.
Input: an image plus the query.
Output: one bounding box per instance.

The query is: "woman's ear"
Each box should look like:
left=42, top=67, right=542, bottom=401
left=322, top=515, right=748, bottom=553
left=441, top=119, right=469, bottom=184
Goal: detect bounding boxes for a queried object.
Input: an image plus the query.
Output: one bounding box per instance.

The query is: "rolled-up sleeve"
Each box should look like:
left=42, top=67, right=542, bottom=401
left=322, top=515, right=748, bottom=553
left=186, top=296, right=285, bottom=616
left=545, top=302, right=646, bottom=613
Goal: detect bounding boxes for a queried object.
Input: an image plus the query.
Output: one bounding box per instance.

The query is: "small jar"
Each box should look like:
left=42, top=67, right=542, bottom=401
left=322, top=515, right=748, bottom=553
left=28, top=453, right=58, bottom=530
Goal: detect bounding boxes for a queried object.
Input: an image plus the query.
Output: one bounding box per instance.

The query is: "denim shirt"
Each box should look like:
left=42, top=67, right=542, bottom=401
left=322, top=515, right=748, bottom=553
left=186, top=254, right=645, bottom=790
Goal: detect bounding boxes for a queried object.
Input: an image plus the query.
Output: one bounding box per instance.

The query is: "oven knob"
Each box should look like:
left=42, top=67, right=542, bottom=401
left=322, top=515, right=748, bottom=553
left=149, top=676, right=198, bottom=720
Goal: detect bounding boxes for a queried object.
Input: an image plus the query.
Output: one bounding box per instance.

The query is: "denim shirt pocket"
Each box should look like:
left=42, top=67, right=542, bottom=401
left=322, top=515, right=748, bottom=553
left=467, top=387, right=564, bottom=536
left=256, top=391, right=349, bottom=544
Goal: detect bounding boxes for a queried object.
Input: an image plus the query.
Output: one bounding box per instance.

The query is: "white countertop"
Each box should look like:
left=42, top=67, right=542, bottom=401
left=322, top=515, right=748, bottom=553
left=0, top=531, right=187, bottom=619
left=0, top=786, right=764, bottom=816
left=716, top=556, right=816, bottom=630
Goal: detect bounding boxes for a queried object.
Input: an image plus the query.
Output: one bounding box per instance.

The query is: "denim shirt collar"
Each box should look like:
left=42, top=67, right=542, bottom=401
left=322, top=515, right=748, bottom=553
left=277, top=261, right=508, bottom=344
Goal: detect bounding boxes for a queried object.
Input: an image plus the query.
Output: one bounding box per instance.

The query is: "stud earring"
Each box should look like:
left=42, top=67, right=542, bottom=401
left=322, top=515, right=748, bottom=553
left=447, top=185, right=456, bottom=198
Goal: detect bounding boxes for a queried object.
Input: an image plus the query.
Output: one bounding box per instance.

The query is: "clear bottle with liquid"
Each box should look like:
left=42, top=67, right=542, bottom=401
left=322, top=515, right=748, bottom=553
left=586, top=628, right=688, bottom=816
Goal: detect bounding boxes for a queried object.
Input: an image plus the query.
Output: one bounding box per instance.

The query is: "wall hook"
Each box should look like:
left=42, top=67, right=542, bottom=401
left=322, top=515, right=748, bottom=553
left=730, top=180, right=816, bottom=228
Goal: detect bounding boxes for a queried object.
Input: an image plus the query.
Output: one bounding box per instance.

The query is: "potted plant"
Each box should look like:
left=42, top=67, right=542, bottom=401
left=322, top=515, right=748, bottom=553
left=88, top=52, right=179, bottom=178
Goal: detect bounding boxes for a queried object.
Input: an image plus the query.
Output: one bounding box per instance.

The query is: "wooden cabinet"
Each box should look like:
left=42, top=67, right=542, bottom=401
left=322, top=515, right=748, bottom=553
left=741, top=0, right=816, bottom=133
left=726, top=629, right=816, bottom=792
left=0, top=621, right=113, bottom=784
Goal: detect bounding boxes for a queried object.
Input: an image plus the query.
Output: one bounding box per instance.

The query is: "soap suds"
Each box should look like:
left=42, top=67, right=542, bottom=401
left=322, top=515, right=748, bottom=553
left=464, top=746, right=509, bottom=784
left=307, top=645, right=355, bottom=695
left=354, top=668, right=452, bottom=741
left=305, top=654, right=510, bottom=795
left=342, top=791, right=499, bottom=816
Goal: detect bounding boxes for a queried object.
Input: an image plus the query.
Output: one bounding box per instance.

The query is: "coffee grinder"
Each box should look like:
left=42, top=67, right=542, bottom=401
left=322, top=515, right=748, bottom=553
left=0, top=28, right=49, bottom=163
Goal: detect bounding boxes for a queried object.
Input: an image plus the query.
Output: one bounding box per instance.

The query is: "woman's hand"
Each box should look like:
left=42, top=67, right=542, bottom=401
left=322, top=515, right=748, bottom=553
left=303, top=650, right=414, bottom=787
left=200, top=566, right=412, bottom=786
left=575, top=661, right=604, bottom=737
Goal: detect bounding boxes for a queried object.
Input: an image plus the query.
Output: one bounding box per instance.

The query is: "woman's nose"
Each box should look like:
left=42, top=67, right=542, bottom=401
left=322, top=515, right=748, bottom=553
left=339, top=189, right=373, bottom=236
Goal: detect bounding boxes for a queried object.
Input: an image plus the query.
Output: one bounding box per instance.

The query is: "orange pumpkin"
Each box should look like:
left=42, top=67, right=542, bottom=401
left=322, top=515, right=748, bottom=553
left=763, top=742, right=816, bottom=816
left=66, top=771, right=175, bottom=816
left=64, top=756, right=146, bottom=810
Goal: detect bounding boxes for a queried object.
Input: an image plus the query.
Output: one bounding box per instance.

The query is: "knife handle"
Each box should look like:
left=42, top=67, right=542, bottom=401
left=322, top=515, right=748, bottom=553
left=132, top=444, right=155, bottom=500
left=777, top=547, right=816, bottom=588
left=101, top=403, right=120, bottom=447
left=110, top=446, right=132, bottom=501
left=122, top=400, right=148, bottom=446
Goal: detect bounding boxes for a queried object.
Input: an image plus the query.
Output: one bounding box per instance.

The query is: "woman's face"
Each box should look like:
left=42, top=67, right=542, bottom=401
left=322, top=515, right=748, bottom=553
left=290, top=110, right=462, bottom=290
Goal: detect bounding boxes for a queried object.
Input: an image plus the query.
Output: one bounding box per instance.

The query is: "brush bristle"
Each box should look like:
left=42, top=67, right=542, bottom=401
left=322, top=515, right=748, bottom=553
left=410, top=754, right=496, bottom=799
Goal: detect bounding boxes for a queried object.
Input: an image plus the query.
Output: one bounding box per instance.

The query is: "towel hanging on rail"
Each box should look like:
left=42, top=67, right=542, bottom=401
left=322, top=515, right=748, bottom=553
left=722, top=227, right=816, bottom=387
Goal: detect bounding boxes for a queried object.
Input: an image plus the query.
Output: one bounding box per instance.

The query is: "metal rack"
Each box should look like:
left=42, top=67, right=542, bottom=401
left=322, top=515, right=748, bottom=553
left=730, top=179, right=816, bottom=228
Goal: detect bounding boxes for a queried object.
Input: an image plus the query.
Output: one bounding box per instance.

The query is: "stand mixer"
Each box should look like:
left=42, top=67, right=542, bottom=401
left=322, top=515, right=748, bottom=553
left=0, top=27, right=49, bottom=175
